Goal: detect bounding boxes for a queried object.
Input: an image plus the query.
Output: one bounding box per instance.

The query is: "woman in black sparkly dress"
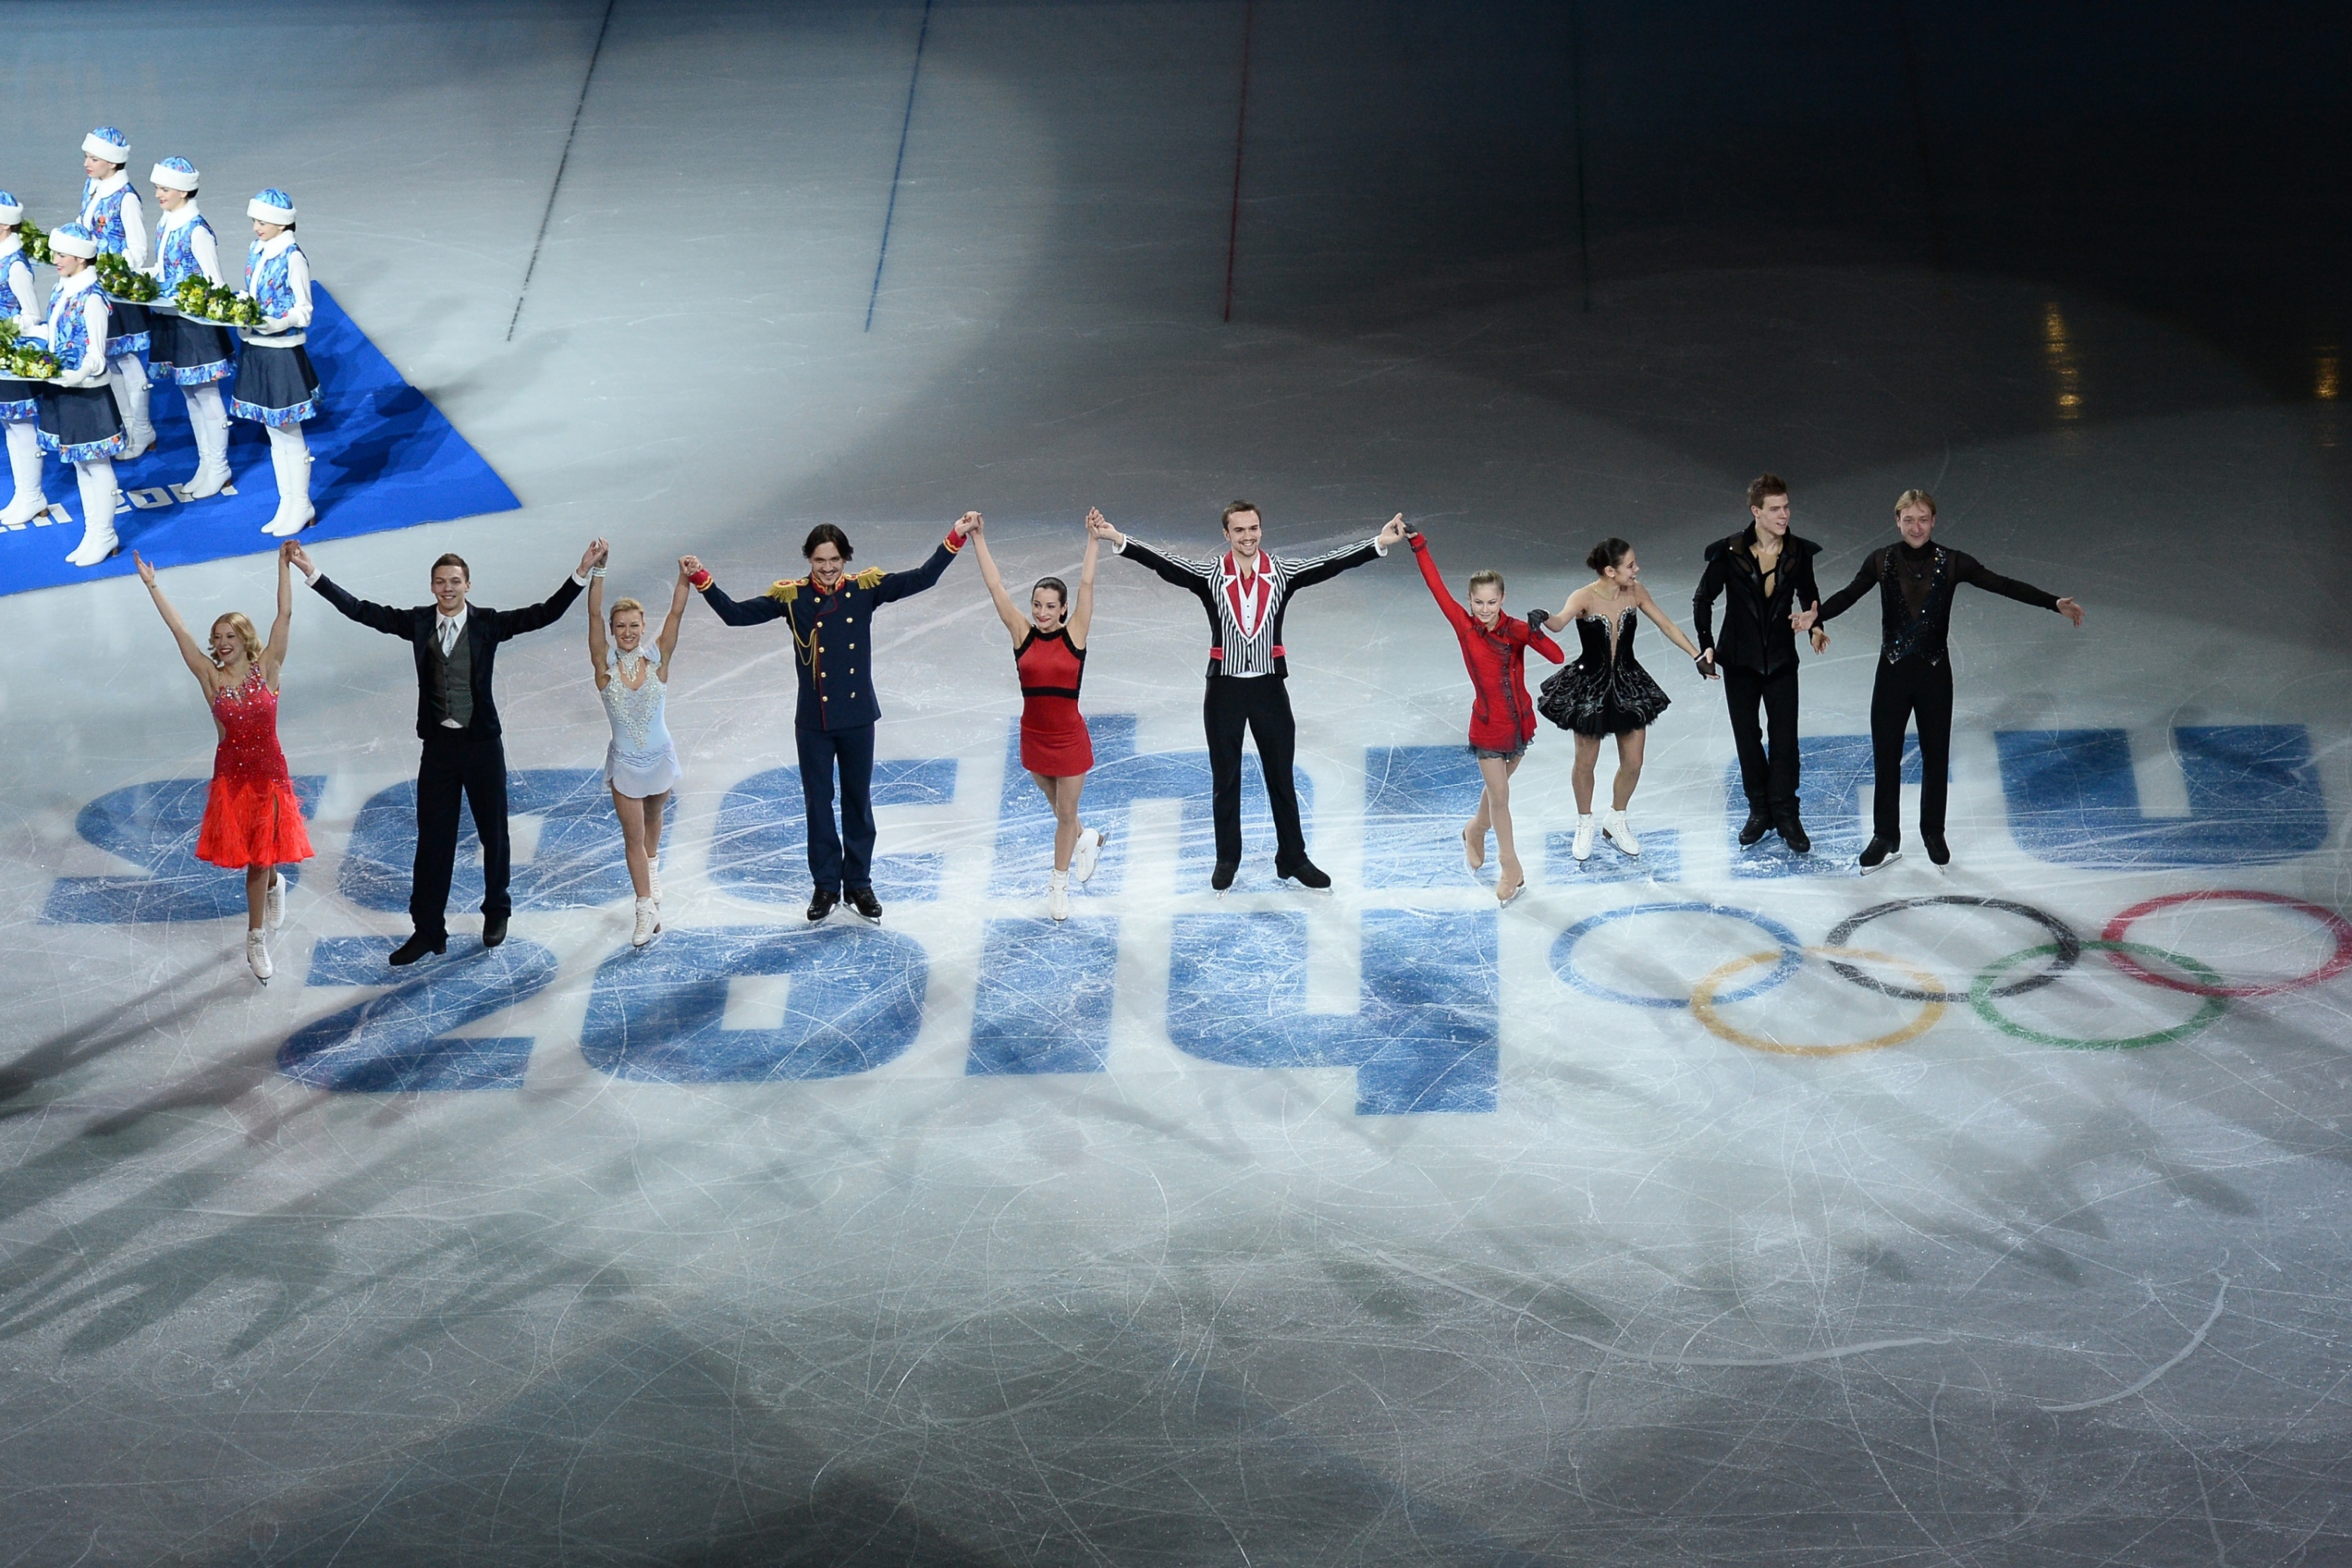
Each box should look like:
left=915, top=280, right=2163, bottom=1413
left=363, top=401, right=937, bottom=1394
left=1535, top=537, right=1713, bottom=861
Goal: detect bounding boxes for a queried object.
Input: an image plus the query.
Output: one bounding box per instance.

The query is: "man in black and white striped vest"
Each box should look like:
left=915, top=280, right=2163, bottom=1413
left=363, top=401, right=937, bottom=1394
left=1091, top=501, right=1407, bottom=890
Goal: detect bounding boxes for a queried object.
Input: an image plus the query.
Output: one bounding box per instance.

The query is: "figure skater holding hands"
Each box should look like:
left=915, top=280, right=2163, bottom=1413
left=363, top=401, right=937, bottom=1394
left=1535, top=537, right=1713, bottom=861
left=969, top=510, right=1107, bottom=921
left=133, top=541, right=314, bottom=982
left=1406, top=524, right=1562, bottom=902
left=590, top=555, right=688, bottom=948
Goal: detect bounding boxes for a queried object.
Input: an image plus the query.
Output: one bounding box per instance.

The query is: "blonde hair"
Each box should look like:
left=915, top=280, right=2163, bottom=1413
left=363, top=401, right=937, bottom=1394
left=1894, top=488, right=1938, bottom=517
left=607, top=596, right=646, bottom=626
left=211, top=612, right=261, bottom=666
left=1465, top=570, right=1504, bottom=598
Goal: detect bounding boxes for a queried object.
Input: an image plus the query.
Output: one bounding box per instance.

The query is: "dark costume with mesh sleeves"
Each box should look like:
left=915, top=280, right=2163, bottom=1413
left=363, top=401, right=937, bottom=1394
left=1816, top=540, right=2062, bottom=846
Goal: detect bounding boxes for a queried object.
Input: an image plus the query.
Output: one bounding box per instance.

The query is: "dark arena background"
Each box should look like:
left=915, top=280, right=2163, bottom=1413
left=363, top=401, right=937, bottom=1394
left=7, top=2, right=2352, bottom=1563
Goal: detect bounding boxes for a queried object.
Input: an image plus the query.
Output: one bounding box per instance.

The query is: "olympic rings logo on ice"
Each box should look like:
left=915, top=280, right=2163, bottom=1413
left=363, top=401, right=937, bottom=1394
left=1549, top=890, right=2352, bottom=1055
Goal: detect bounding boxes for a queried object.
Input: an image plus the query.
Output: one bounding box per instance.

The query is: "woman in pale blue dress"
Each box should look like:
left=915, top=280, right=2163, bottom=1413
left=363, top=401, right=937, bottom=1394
left=588, top=561, right=688, bottom=947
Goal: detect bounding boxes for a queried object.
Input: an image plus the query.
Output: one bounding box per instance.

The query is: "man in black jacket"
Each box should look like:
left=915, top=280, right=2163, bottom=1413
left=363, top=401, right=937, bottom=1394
left=290, top=538, right=603, bottom=963
left=1693, top=474, right=1827, bottom=852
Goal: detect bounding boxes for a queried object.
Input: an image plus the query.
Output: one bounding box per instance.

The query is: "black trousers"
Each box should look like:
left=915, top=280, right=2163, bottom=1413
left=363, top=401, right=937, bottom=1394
left=1203, top=676, right=1307, bottom=869
left=1869, top=655, right=1953, bottom=844
left=412, top=728, right=510, bottom=939
left=796, top=723, right=877, bottom=893
left=1722, top=663, right=1801, bottom=816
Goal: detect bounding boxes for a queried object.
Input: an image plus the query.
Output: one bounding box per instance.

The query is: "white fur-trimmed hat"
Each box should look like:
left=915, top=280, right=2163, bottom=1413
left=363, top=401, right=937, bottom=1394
left=82, top=127, right=131, bottom=164
left=0, top=193, right=20, bottom=225
left=51, top=223, right=99, bottom=259
left=247, top=188, right=296, bottom=225
left=150, top=157, right=199, bottom=192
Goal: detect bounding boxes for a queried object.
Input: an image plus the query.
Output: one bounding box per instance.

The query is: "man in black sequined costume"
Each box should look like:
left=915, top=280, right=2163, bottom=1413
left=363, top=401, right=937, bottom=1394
left=1809, top=489, right=2083, bottom=871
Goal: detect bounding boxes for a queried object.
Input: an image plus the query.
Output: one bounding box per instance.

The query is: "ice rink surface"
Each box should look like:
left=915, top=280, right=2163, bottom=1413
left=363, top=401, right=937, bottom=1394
left=6, top=2, right=2352, bottom=1562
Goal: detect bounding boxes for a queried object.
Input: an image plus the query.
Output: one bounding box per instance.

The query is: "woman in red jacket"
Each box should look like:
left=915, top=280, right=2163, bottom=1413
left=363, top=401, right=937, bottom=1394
left=1410, top=528, right=1563, bottom=902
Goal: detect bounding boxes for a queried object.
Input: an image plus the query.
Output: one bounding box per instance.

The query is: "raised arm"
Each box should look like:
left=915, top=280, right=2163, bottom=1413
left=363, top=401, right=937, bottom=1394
left=132, top=551, right=220, bottom=697
left=1089, top=512, right=1214, bottom=592
left=655, top=567, right=689, bottom=678
left=587, top=568, right=609, bottom=688
left=492, top=539, right=599, bottom=640
left=871, top=514, right=977, bottom=606
left=1068, top=514, right=1102, bottom=648
left=1405, top=531, right=1472, bottom=633
left=966, top=516, right=1031, bottom=641
left=297, top=558, right=416, bottom=637
left=1637, top=585, right=1713, bottom=672
left=682, top=552, right=792, bottom=627
left=1283, top=515, right=1406, bottom=593
left=262, top=542, right=295, bottom=683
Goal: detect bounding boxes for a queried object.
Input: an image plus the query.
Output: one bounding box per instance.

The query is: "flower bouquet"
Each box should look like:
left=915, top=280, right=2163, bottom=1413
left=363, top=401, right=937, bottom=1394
left=18, top=220, right=49, bottom=266
left=93, top=251, right=158, bottom=305
left=3, top=342, right=59, bottom=380
left=179, top=281, right=266, bottom=327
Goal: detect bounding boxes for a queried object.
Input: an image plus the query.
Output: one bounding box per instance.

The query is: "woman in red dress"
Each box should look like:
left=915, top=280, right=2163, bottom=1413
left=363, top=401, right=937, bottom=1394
left=134, top=541, right=315, bottom=982
left=969, top=510, right=1105, bottom=922
left=1408, top=527, right=1564, bottom=903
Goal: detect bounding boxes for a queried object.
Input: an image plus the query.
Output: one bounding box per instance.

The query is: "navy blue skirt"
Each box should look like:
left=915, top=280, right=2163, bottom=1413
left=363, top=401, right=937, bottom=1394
left=38, top=383, right=127, bottom=462
left=0, top=376, right=38, bottom=422
left=107, top=300, right=150, bottom=356
left=151, top=314, right=237, bottom=384
left=229, top=343, right=320, bottom=427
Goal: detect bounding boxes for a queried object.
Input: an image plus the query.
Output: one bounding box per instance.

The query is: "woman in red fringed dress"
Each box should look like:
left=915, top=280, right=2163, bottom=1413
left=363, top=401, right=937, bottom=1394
left=969, top=510, right=1107, bottom=923
left=134, top=541, right=314, bottom=982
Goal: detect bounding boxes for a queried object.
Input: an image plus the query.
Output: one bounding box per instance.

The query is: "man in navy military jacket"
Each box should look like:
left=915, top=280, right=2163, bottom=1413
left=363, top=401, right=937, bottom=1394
left=682, top=514, right=973, bottom=922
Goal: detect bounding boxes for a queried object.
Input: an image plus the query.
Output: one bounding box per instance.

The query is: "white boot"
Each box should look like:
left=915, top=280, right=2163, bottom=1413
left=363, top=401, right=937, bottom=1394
left=1571, top=814, right=1596, bottom=862
left=264, top=871, right=285, bottom=929
left=1071, top=827, right=1106, bottom=884
left=630, top=896, right=662, bottom=948
left=109, top=359, right=154, bottom=458
left=65, top=460, right=119, bottom=566
left=261, top=421, right=313, bottom=536
left=246, top=930, right=273, bottom=983
left=0, top=420, right=46, bottom=526
left=647, top=864, right=662, bottom=906
left=183, top=382, right=232, bottom=497
left=1601, top=808, right=1641, bottom=857
left=1047, top=869, right=1070, bottom=922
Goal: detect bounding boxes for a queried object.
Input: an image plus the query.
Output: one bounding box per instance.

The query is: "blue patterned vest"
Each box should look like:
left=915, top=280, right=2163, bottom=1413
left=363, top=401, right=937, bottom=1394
left=155, top=213, right=217, bottom=289
left=81, top=180, right=133, bottom=255
left=247, top=239, right=303, bottom=315
left=0, top=247, right=29, bottom=323
left=50, top=282, right=109, bottom=372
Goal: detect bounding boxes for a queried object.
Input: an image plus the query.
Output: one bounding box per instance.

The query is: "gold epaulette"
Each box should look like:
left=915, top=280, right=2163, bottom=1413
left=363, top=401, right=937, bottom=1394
left=764, top=577, right=806, bottom=603
left=853, top=566, right=886, bottom=590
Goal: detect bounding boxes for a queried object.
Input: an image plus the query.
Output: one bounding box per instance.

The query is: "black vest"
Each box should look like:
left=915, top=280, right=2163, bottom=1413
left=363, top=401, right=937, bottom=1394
left=429, top=625, right=475, bottom=727
left=1879, top=546, right=1955, bottom=665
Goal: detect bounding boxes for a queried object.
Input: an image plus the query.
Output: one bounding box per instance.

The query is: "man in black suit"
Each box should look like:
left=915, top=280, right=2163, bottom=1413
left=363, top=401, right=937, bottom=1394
left=289, top=538, right=603, bottom=964
left=1692, top=474, right=1828, bottom=852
